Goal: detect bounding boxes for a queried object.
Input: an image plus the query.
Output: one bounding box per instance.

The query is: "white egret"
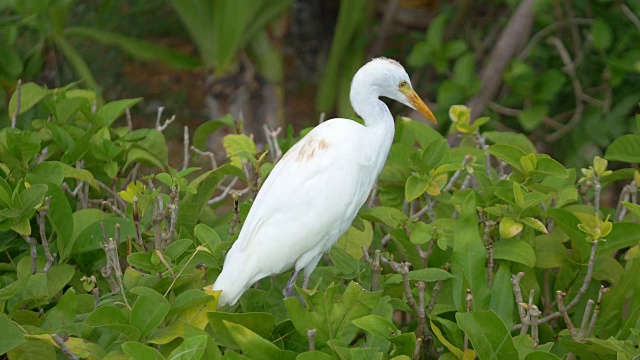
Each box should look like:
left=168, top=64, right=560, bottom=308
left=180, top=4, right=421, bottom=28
left=213, top=57, right=437, bottom=307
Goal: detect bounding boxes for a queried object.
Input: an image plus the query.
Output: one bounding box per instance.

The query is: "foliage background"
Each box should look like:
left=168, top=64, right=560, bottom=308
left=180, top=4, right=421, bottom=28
left=0, top=0, right=640, bottom=359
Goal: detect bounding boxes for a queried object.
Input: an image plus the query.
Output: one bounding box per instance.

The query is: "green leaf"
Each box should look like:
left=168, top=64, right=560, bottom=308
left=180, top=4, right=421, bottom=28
left=8, top=82, right=48, bottom=119
left=534, top=235, right=569, bottom=268
left=53, top=36, right=100, bottom=99
left=483, top=131, right=536, bottom=155
left=386, top=268, right=454, bottom=285
left=194, top=223, right=222, bottom=256
left=96, top=98, right=142, bottom=127
left=85, top=305, right=141, bottom=340
left=451, top=193, right=490, bottom=311
left=524, top=351, right=562, bottom=360
left=422, top=138, right=448, bottom=170
left=192, top=114, right=234, bottom=150
left=456, top=311, right=519, bottom=360
left=622, top=201, right=640, bottom=219
left=164, top=239, right=193, bottom=260
left=359, top=206, right=409, bottom=228
left=167, top=335, right=208, bottom=360
left=591, top=18, right=612, bottom=50
left=518, top=105, right=548, bottom=132
left=532, top=157, right=568, bottom=178
left=66, top=26, right=200, bottom=70
left=46, top=264, right=75, bottom=298
left=521, top=217, right=548, bottom=234
left=285, top=282, right=382, bottom=345
left=0, top=313, right=26, bottom=354
left=489, top=263, right=515, bottom=329
left=130, top=287, right=170, bottom=340
left=122, top=341, right=166, bottom=360
left=334, top=218, right=373, bottom=260
left=592, top=254, right=624, bottom=286
left=351, top=315, right=398, bottom=339
left=168, top=290, right=215, bottom=318
left=208, top=312, right=275, bottom=348
left=605, top=134, right=640, bottom=163
left=405, top=175, right=429, bottom=202
left=223, top=134, right=257, bottom=168
left=127, top=253, right=156, bottom=273
left=488, top=144, right=527, bottom=173
left=499, top=218, right=523, bottom=239
left=492, top=238, right=536, bottom=267
left=222, top=320, right=295, bottom=360
left=599, top=222, right=640, bottom=254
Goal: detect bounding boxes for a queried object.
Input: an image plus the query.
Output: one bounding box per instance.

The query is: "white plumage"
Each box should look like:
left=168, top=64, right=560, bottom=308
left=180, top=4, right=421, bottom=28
left=213, top=58, right=436, bottom=307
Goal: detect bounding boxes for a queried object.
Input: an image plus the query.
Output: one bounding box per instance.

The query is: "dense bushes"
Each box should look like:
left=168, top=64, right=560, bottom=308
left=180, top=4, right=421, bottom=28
left=1, top=83, right=639, bottom=359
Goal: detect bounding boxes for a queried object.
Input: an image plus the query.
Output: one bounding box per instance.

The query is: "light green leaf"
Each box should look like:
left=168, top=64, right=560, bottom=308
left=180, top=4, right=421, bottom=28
left=605, top=134, right=640, bottom=163
left=8, top=82, right=48, bottom=119
left=492, top=238, right=536, bottom=267
left=167, top=335, right=207, bottom=360
left=451, top=193, right=490, bottom=311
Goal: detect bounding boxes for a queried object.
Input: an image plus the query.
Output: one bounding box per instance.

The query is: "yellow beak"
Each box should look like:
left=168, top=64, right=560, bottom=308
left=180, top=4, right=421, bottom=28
left=402, top=87, right=437, bottom=125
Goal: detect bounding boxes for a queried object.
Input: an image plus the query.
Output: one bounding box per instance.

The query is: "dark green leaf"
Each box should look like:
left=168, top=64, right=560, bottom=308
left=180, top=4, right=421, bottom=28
left=0, top=313, right=26, bottom=354
left=456, top=311, right=519, bottom=360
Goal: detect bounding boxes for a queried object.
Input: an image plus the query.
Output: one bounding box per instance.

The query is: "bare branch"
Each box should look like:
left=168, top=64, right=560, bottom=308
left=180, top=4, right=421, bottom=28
left=191, top=146, right=218, bottom=169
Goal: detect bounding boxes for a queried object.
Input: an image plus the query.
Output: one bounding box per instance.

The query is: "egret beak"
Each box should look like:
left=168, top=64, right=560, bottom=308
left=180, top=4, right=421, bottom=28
left=401, top=88, right=437, bottom=125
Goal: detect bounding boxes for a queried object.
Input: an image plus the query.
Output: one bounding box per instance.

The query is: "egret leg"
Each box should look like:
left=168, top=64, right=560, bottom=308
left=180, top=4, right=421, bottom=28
left=283, top=269, right=301, bottom=298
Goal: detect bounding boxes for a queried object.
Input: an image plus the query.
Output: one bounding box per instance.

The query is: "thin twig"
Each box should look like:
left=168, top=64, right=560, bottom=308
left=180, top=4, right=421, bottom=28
left=587, top=286, right=608, bottom=337
left=443, top=155, right=472, bottom=192
left=307, top=329, right=317, bottom=351
left=487, top=244, right=494, bottom=287
left=621, top=3, right=640, bottom=32
left=512, top=272, right=528, bottom=334
left=546, top=37, right=585, bottom=142
left=11, top=79, right=22, bottom=128
left=209, top=177, right=240, bottom=205
left=182, top=126, right=190, bottom=171
left=530, top=305, right=542, bottom=347
left=191, top=146, right=218, bottom=169
left=412, top=337, right=422, bottom=360
left=578, top=299, right=595, bottom=338
left=52, top=334, right=78, bottom=360
left=132, top=197, right=146, bottom=251
left=557, top=291, right=577, bottom=337
left=125, top=108, right=133, bottom=131
left=38, top=197, right=56, bottom=272
left=263, top=125, right=283, bottom=163
left=22, top=235, right=38, bottom=274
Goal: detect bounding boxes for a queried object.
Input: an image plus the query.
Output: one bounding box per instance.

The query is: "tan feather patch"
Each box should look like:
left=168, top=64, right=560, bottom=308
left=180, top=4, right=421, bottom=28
left=295, top=137, right=330, bottom=162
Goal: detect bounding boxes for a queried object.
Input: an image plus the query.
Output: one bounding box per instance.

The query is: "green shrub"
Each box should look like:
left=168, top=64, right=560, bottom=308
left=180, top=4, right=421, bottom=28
left=1, top=82, right=639, bottom=359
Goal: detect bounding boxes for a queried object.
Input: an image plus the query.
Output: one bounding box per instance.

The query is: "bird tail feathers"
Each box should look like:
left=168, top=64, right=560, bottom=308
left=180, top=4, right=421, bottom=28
left=212, top=254, right=255, bottom=308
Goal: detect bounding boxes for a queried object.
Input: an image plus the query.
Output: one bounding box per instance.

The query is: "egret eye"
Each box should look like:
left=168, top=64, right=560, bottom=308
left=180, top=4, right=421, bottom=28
left=399, top=81, right=408, bottom=89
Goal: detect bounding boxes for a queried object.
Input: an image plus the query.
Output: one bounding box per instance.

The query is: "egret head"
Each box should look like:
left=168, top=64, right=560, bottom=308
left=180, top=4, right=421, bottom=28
left=351, top=57, right=437, bottom=125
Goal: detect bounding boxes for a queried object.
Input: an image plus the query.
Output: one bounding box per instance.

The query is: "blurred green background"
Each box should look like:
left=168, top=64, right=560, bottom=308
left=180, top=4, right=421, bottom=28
left=1, top=0, right=639, bottom=167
